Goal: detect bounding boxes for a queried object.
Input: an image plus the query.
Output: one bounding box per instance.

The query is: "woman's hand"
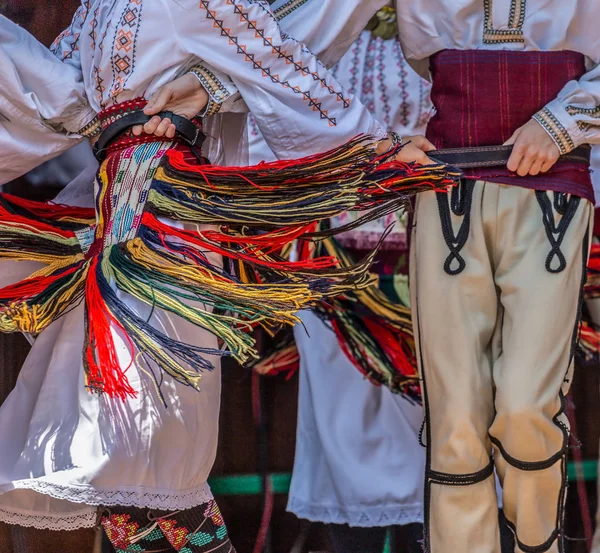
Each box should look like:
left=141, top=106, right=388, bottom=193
left=505, top=119, right=561, bottom=176
left=377, top=134, right=437, bottom=165
left=132, top=73, right=210, bottom=138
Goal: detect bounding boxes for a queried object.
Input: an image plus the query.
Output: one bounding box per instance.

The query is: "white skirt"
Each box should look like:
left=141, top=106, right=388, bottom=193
left=0, top=173, right=223, bottom=530
left=288, top=311, right=426, bottom=527
left=0, top=274, right=221, bottom=530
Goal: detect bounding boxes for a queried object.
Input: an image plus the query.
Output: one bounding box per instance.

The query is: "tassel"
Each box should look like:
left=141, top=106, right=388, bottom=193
left=0, top=132, right=458, bottom=402
left=84, top=256, right=137, bottom=399
left=149, top=135, right=461, bottom=228
left=254, top=230, right=421, bottom=401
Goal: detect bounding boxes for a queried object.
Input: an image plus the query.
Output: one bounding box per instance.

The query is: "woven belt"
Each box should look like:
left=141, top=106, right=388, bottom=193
left=93, top=110, right=206, bottom=161
left=428, top=144, right=591, bottom=169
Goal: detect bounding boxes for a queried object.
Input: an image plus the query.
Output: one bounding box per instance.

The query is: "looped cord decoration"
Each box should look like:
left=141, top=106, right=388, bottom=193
left=535, top=191, right=580, bottom=274
left=436, top=179, right=476, bottom=275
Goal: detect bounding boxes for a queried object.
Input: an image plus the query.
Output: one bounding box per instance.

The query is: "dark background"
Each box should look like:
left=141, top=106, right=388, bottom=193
left=0, top=3, right=598, bottom=552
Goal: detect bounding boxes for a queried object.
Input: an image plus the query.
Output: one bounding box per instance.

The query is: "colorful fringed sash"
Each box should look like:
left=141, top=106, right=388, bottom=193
left=251, top=231, right=421, bottom=402
left=0, top=99, right=459, bottom=400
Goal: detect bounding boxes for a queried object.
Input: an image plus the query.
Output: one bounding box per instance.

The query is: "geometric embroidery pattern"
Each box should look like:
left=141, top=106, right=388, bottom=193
left=50, top=0, right=91, bottom=63
left=273, top=0, right=309, bottom=20
left=533, top=107, right=576, bottom=156
left=200, top=0, right=349, bottom=127
left=483, top=0, right=527, bottom=44
left=109, top=0, right=143, bottom=100
left=566, top=104, right=600, bottom=131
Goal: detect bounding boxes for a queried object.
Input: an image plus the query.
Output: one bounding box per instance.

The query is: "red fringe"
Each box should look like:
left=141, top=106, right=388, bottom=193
left=0, top=211, right=77, bottom=239
left=142, top=213, right=341, bottom=272
left=0, top=263, right=84, bottom=301
left=361, top=317, right=416, bottom=379
left=0, top=193, right=95, bottom=222
left=84, top=257, right=137, bottom=400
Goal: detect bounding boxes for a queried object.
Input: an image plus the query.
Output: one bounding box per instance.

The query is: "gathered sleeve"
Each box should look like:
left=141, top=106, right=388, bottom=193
left=171, top=0, right=386, bottom=159
left=0, top=14, right=97, bottom=185
left=534, top=62, right=600, bottom=154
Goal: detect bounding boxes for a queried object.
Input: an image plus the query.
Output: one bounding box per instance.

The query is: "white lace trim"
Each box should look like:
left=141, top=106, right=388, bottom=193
left=0, top=506, right=97, bottom=531
left=287, top=497, right=424, bottom=527
left=0, top=480, right=214, bottom=530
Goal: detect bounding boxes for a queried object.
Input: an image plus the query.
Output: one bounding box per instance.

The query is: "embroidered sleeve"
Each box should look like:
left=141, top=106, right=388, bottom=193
left=534, top=62, right=600, bottom=154
left=50, top=0, right=90, bottom=69
left=174, top=0, right=386, bottom=159
left=188, top=62, right=244, bottom=116
left=77, top=116, right=102, bottom=139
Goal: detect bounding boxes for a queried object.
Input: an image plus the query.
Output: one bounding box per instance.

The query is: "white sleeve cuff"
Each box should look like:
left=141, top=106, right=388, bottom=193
left=188, top=63, right=240, bottom=117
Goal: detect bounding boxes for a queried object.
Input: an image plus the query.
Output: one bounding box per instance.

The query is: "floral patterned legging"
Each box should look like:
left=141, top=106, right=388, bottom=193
left=101, top=500, right=235, bottom=553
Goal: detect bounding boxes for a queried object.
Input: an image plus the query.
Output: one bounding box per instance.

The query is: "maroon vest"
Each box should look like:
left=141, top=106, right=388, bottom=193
left=426, top=49, right=593, bottom=202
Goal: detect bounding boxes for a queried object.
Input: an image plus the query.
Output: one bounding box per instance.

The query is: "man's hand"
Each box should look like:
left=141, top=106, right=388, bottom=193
left=377, top=134, right=436, bottom=165
left=132, top=73, right=209, bottom=138
left=505, top=119, right=561, bottom=176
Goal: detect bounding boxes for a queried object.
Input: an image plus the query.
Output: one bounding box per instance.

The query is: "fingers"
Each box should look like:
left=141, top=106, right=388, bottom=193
left=515, top=155, right=535, bottom=177
left=540, top=157, right=558, bottom=174
left=528, top=157, right=545, bottom=176
left=404, top=135, right=437, bottom=152
left=135, top=117, right=177, bottom=139
left=141, top=116, right=173, bottom=137
left=507, top=142, right=525, bottom=173
left=395, top=144, right=436, bottom=165
left=143, top=116, right=162, bottom=135
left=417, top=154, right=436, bottom=165
left=165, top=123, right=177, bottom=139
left=412, top=135, right=437, bottom=152
left=144, top=87, right=173, bottom=115
left=153, top=117, right=172, bottom=137
left=503, top=126, right=523, bottom=146
left=508, top=143, right=560, bottom=176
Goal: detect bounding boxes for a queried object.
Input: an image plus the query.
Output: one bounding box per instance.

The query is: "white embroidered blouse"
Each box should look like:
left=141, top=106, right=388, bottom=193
left=2, top=0, right=599, bottom=184
left=0, top=0, right=387, bottom=185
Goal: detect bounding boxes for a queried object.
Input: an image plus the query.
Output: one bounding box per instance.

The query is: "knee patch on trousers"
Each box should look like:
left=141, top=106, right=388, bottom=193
left=489, top=434, right=567, bottom=472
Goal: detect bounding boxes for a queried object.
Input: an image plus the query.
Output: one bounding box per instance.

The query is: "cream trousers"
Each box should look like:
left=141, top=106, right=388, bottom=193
left=410, top=181, right=593, bottom=553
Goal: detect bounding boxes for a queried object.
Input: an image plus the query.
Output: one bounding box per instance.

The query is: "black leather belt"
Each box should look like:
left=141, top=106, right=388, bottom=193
left=93, top=110, right=206, bottom=161
left=428, top=144, right=591, bottom=169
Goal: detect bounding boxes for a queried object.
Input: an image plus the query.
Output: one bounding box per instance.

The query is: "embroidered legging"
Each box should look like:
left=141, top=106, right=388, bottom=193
left=101, top=500, right=235, bottom=553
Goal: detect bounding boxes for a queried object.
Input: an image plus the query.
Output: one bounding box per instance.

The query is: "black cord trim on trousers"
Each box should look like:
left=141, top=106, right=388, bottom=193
left=415, top=291, right=433, bottom=553
left=504, top=517, right=560, bottom=553
left=418, top=419, right=426, bottom=448
left=502, top=223, right=590, bottom=553
left=488, top=434, right=566, bottom=471
left=536, top=191, right=581, bottom=273
left=427, top=458, right=494, bottom=486
left=570, top=225, right=590, bottom=363
left=436, top=179, right=476, bottom=275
